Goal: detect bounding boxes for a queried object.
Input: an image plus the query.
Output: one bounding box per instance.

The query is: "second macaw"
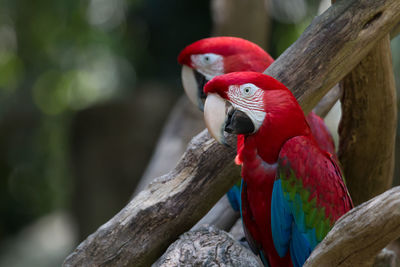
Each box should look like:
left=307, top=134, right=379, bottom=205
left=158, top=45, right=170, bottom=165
left=203, top=72, right=353, bottom=266
left=178, top=37, right=336, bottom=211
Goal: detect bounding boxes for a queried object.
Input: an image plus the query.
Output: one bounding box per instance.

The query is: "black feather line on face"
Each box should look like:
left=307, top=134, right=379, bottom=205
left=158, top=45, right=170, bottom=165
left=194, top=70, right=208, bottom=100
left=225, top=108, right=255, bottom=135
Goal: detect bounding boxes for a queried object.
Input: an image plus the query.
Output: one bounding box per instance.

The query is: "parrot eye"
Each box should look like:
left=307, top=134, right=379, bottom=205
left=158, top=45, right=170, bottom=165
left=240, top=83, right=257, bottom=97
left=201, top=53, right=219, bottom=65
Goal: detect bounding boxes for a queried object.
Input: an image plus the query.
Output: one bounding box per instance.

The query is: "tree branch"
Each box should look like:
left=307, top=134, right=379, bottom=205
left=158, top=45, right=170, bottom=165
left=312, top=84, right=341, bottom=118
left=304, top=186, right=400, bottom=267
left=338, top=35, right=397, bottom=205
left=154, top=225, right=262, bottom=267
left=63, top=0, right=400, bottom=266
left=264, top=0, right=400, bottom=114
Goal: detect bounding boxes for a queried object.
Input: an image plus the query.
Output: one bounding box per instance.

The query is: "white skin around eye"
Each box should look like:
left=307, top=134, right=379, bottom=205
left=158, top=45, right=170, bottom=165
left=227, top=83, right=266, bottom=132
left=240, top=83, right=257, bottom=98
left=190, top=53, right=224, bottom=80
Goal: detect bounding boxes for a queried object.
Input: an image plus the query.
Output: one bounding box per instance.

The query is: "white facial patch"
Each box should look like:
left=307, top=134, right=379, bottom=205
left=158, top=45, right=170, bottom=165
left=190, top=53, right=224, bottom=80
left=227, top=83, right=266, bottom=132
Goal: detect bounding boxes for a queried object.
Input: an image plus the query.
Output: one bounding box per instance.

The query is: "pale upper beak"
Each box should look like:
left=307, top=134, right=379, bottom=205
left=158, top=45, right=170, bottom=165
left=181, top=65, right=207, bottom=111
left=204, top=93, right=255, bottom=145
left=204, top=93, right=228, bottom=145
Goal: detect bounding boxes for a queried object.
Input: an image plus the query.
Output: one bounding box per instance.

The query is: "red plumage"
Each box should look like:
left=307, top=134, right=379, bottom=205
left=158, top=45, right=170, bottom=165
left=178, top=36, right=273, bottom=72
left=204, top=72, right=353, bottom=266
left=181, top=37, right=336, bottom=161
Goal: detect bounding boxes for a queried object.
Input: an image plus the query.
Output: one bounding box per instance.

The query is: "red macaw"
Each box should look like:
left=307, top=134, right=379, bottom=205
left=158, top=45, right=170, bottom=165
left=177, top=37, right=336, bottom=211
left=203, top=72, right=353, bottom=267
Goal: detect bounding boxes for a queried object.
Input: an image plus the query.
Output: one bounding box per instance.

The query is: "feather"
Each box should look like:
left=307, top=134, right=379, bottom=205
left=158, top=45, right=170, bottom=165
left=270, top=135, right=353, bottom=267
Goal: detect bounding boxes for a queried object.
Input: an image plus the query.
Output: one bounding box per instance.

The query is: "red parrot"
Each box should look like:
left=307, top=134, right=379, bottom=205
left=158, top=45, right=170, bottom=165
left=203, top=72, right=353, bottom=267
left=177, top=37, right=336, bottom=212
left=178, top=36, right=335, bottom=157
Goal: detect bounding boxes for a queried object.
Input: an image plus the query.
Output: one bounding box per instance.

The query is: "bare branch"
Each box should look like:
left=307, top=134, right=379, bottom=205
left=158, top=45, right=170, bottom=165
left=264, top=0, right=400, bottom=114
left=154, top=225, right=262, bottom=267
left=313, top=84, right=341, bottom=118
left=304, top=187, right=400, bottom=267
left=338, top=35, right=397, bottom=205
left=64, top=1, right=400, bottom=266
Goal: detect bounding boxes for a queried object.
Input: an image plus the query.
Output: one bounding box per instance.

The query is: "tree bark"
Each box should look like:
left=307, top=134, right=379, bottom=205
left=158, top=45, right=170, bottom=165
left=304, top=187, right=400, bottom=267
left=154, top=225, right=262, bottom=267
left=64, top=131, right=241, bottom=267
left=338, top=35, right=397, bottom=205
left=63, top=1, right=400, bottom=266
left=264, top=0, right=400, bottom=114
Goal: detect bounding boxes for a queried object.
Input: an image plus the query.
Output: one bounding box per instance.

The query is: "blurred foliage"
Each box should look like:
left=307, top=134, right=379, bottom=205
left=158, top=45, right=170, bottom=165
left=0, top=0, right=211, bottom=241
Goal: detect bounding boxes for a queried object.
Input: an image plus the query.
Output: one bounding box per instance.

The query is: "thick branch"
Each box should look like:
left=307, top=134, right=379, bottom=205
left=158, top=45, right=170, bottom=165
left=64, top=1, right=400, bottom=266
left=65, top=131, right=240, bottom=267
left=338, top=35, right=397, bottom=205
left=304, top=187, right=400, bottom=267
left=154, top=225, right=261, bottom=267
left=264, top=0, right=400, bottom=114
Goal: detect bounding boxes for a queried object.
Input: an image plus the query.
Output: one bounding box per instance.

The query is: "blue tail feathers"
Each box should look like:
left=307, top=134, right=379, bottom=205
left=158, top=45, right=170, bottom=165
left=226, top=184, right=241, bottom=211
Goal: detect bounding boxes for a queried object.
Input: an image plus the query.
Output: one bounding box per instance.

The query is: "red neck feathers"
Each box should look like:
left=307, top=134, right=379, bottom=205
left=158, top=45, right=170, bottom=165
left=241, top=90, right=311, bottom=164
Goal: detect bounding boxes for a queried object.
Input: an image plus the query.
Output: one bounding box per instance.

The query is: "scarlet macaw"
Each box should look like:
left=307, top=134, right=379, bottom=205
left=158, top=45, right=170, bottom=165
left=178, top=37, right=336, bottom=211
left=203, top=72, right=353, bottom=267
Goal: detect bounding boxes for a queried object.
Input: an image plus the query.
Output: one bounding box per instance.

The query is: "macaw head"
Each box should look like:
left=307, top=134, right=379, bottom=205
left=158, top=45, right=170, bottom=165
left=178, top=37, right=273, bottom=110
left=203, top=72, right=310, bottom=160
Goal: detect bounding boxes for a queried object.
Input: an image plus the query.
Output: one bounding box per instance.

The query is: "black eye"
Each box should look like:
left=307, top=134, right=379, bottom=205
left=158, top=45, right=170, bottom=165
left=204, top=56, right=209, bottom=61
left=245, top=88, right=250, bottom=93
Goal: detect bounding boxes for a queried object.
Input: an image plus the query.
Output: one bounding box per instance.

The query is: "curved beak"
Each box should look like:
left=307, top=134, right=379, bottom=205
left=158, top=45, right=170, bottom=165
left=204, top=93, right=228, bottom=145
left=204, top=93, right=255, bottom=145
left=181, top=65, right=207, bottom=111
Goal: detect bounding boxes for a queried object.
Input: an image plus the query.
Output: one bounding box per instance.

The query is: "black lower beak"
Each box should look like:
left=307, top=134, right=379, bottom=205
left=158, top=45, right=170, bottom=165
left=194, top=70, right=208, bottom=100
left=224, top=109, right=255, bottom=135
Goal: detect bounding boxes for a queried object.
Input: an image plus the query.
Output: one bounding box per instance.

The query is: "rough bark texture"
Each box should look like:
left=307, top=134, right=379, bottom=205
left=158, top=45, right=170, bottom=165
left=264, top=0, right=400, bottom=114
left=154, top=225, right=261, bottom=267
left=304, top=187, right=400, bottom=267
left=63, top=1, right=400, bottom=266
left=338, top=35, right=397, bottom=205
left=64, top=131, right=241, bottom=267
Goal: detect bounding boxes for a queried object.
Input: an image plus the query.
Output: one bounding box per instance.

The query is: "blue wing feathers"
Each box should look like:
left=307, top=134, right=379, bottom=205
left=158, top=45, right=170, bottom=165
left=271, top=180, right=292, bottom=257
left=290, top=224, right=312, bottom=267
left=226, top=184, right=241, bottom=211
left=271, top=179, right=317, bottom=267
